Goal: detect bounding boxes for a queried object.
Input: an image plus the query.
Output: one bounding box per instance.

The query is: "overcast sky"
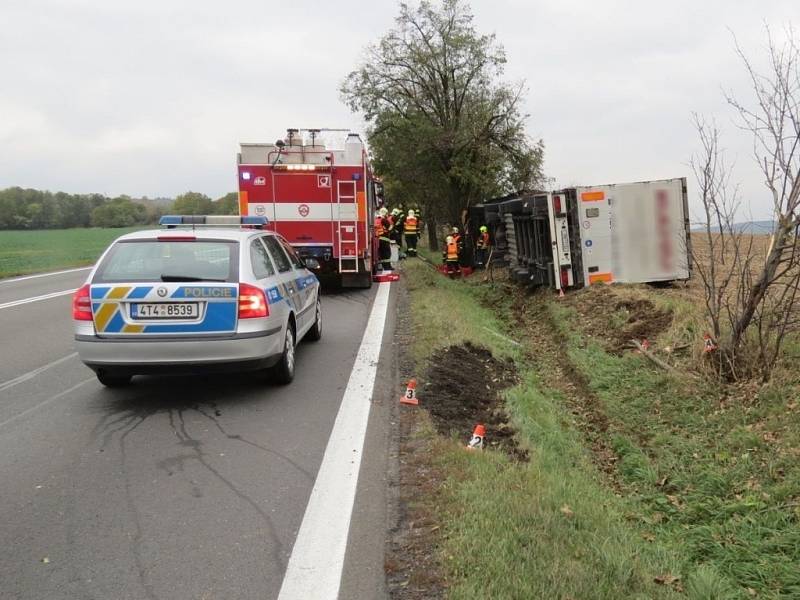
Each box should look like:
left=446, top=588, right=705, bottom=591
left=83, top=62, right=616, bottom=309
left=1, top=1, right=798, bottom=220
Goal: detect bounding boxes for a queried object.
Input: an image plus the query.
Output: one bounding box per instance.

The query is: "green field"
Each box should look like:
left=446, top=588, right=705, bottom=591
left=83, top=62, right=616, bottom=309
left=0, top=227, right=146, bottom=278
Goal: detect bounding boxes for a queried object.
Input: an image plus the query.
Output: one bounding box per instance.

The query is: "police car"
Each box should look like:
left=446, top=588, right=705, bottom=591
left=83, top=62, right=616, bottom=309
left=72, top=216, right=322, bottom=387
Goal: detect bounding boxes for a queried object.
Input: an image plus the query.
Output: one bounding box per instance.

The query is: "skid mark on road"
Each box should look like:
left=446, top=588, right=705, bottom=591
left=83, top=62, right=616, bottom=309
left=168, top=409, right=286, bottom=569
left=194, top=403, right=313, bottom=481
left=89, top=393, right=291, bottom=584
left=118, top=414, right=160, bottom=600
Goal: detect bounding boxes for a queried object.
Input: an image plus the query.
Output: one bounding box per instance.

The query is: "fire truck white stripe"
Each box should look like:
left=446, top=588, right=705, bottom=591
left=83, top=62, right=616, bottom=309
left=273, top=202, right=334, bottom=221
left=277, top=282, right=391, bottom=600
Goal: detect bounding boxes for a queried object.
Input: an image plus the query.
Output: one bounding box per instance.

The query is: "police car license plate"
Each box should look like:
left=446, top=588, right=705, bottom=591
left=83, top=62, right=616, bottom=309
left=131, top=303, right=199, bottom=319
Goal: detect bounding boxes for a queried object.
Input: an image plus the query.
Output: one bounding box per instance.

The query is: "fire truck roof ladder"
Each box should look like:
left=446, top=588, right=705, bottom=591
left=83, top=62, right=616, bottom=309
left=336, top=180, right=359, bottom=273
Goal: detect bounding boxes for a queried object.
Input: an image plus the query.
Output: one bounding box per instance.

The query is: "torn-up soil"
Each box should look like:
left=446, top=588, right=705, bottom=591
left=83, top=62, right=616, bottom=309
left=562, top=285, right=673, bottom=354
left=487, top=282, right=623, bottom=483
left=422, top=342, right=526, bottom=460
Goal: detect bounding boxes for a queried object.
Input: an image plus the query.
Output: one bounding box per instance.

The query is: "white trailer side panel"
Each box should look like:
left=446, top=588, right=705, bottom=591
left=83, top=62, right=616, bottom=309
left=577, top=178, right=690, bottom=285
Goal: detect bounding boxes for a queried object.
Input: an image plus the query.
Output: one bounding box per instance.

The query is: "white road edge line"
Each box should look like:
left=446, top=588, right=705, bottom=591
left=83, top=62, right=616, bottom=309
left=0, top=266, right=92, bottom=285
left=0, top=353, right=79, bottom=394
left=278, top=282, right=392, bottom=600
left=0, top=378, right=93, bottom=431
left=0, top=288, right=77, bottom=310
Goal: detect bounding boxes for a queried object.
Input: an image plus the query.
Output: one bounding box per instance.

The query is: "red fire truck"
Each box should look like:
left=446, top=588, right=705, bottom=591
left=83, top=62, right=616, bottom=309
left=236, top=129, right=380, bottom=288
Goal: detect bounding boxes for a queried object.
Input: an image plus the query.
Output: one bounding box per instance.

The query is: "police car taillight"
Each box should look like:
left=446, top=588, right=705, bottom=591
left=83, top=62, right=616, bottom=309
left=238, top=283, right=269, bottom=319
left=72, top=284, right=93, bottom=321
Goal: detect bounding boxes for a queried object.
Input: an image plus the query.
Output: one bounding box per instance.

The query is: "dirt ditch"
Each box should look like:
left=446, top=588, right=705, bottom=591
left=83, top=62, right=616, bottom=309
left=496, top=284, right=624, bottom=483
left=562, top=286, right=673, bottom=353
left=422, top=342, right=526, bottom=461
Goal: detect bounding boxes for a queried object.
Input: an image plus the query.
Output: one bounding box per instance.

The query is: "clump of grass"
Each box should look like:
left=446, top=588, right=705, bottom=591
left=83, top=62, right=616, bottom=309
left=404, top=259, right=519, bottom=364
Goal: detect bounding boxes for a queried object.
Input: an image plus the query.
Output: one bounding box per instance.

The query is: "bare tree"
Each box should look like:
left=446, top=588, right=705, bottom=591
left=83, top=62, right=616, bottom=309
left=693, top=28, right=800, bottom=380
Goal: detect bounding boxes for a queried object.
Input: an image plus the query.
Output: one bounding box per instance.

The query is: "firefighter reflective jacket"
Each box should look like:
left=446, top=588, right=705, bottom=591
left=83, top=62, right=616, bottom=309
left=404, top=216, right=418, bottom=234
left=446, top=240, right=459, bottom=261
left=374, top=216, right=385, bottom=238
left=477, top=231, right=490, bottom=249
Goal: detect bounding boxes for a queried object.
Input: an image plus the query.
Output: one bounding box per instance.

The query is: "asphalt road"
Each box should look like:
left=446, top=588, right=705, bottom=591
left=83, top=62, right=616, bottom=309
left=0, top=268, right=396, bottom=600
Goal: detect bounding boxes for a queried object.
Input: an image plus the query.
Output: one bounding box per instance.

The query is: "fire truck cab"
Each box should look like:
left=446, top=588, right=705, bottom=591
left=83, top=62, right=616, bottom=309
left=237, top=129, right=379, bottom=288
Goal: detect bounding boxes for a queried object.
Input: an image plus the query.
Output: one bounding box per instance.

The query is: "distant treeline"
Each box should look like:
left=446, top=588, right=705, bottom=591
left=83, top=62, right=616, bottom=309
left=0, top=188, right=239, bottom=230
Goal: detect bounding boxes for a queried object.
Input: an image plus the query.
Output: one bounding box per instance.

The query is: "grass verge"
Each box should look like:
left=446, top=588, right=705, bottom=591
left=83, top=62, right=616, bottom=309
left=543, top=298, right=800, bottom=598
left=403, top=259, right=690, bottom=599
left=0, top=227, right=145, bottom=278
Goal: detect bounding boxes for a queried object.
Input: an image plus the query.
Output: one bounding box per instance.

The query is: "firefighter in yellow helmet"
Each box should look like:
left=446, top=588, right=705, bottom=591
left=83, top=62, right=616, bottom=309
left=475, top=224, right=491, bottom=268
left=404, top=209, right=420, bottom=256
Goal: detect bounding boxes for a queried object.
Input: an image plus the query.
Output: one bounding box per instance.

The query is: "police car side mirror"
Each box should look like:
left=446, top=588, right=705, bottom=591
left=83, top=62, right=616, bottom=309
left=303, top=257, right=320, bottom=270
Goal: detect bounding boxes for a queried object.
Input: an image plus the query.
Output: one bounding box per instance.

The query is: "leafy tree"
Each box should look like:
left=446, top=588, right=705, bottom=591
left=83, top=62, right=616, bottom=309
left=90, top=198, right=147, bottom=228
left=342, top=0, right=544, bottom=246
left=173, top=191, right=213, bottom=215
left=213, top=192, right=239, bottom=215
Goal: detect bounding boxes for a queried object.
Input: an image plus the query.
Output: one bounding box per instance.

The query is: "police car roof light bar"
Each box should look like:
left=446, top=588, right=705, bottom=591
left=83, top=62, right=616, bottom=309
left=159, top=215, right=269, bottom=229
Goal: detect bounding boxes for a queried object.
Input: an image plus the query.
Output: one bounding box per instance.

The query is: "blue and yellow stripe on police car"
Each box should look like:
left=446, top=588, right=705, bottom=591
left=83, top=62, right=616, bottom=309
left=91, top=286, right=152, bottom=334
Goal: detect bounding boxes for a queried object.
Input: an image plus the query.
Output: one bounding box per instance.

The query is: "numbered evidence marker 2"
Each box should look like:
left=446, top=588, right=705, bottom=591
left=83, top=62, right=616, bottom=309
left=466, top=424, right=485, bottom=450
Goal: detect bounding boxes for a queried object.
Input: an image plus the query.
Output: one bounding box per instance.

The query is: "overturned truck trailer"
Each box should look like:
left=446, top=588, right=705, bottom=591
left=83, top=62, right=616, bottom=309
left=488, top=178, right=691, bottom=291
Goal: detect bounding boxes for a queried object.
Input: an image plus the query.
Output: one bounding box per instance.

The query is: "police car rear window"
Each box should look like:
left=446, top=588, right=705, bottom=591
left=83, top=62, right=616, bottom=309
left=93, top=240, right=239, bottom=283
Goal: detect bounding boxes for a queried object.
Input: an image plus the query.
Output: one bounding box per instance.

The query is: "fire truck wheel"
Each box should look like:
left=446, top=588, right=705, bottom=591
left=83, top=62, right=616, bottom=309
left=305, top=297, right=322, bottom=342
left=271, top=322, right=296, bottom=385
left=353, top=272, right=373, bottom=289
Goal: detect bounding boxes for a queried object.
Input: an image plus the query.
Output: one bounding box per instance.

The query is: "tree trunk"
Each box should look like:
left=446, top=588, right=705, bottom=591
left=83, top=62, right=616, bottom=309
left=427, top=215, right=439, bottom=251
left=729, top=224, right=790, bottom=351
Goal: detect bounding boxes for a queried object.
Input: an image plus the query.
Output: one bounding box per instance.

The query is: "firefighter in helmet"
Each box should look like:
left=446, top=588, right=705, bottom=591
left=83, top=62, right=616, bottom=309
left=475, top=225, right=491, bottom=268
left=389, top=208, right=404, bottom=257
left=374, top=207, right=393, bottom=271
left=451, top=226, right=465, bottom=265
left=404, top=209, right=420, bottom=256
left=443, top=234, right=460, bottom=277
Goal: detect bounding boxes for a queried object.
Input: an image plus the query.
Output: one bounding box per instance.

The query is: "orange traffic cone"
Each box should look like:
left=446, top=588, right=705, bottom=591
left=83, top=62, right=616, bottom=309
left=400, top=379, right=418, bottom=405
left=466, top=424, right=486, bottom=450
left=558, top=288, right=565, bottom=299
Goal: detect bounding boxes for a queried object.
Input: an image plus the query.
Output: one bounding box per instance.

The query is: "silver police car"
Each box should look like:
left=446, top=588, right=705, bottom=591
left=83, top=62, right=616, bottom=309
left=72, top=216, right=321, bottom=387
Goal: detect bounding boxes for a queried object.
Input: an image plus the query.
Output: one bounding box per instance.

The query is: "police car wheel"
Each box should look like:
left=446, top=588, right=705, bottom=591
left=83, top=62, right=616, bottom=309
left=271, top=323, right=296, bottom=385
left=305, top=298, right=322, bottom=342
left=96, top=370, right=132, bottom=388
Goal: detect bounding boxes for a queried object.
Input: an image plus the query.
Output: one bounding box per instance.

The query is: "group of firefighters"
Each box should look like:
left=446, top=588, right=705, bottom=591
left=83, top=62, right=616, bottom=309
left=443, top=224, right=491, bottom=276
left=374, top=207, right=420, bottom=271
left=373, top=205, right=491, bottom=276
